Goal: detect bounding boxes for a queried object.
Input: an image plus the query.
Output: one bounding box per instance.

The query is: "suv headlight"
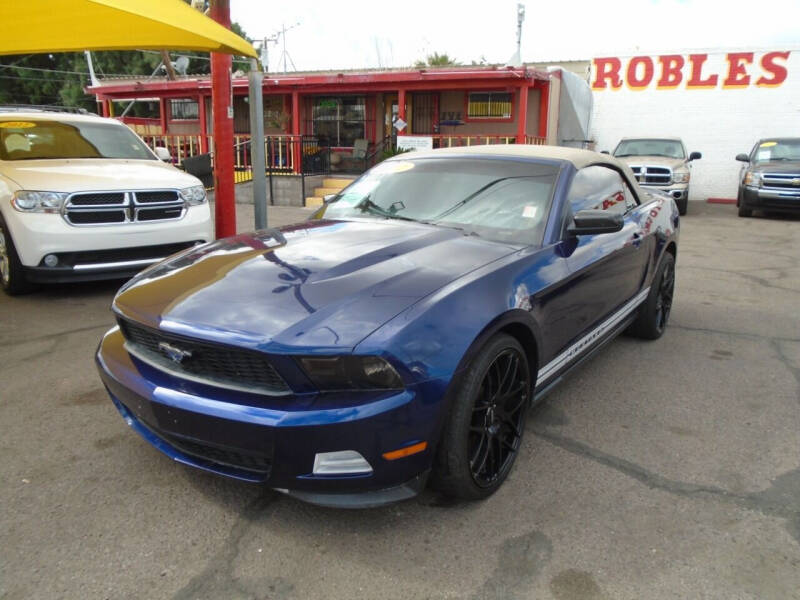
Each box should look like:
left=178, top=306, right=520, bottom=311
left=12, top=191, right=68, bottom=213
left=672, top=171, right=690, bottom=184
left=180, top=185, right=207, bottom=206
left=744, top=172, right=762, bottom=187
left=298, top=356, right=404, bottom=391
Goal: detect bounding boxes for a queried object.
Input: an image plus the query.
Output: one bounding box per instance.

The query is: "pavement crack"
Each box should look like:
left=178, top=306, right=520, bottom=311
left=172, top=490, right=284, bottom=600
left=531, top=426, right=800, bottom=539
left=669, top=322, right=800, bottom=344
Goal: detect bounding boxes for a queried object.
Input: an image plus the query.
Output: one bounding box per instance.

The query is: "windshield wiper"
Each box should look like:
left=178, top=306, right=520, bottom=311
left=355, top=196, right=418, bottom=222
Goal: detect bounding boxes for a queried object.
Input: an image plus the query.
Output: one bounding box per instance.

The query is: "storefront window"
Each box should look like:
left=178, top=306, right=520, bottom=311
left=311, top=96, right=366, bottom=146
left=467, top=92, right=512, bottom=119
left=170, top=98, right=199, bottom=120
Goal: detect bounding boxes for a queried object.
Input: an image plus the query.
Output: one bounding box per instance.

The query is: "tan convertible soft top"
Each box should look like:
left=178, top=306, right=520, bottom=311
left=391, top=144, right=643, bottom=192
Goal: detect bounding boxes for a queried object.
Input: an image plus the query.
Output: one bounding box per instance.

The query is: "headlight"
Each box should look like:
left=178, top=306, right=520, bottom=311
left=744, top=172, right=762, bottom=187
left=180, top=185, right=207, bottom=205
left=672, top=171, right=690, bottom=184
left=298, top=355, right=404, bottom=391
left=12, top=191, right=68, bottom=213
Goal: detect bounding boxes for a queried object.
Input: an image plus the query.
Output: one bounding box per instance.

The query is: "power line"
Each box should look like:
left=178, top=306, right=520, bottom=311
left=0, top=64, right=89, bottom=76
left=0, top=74, right=87, bottom=83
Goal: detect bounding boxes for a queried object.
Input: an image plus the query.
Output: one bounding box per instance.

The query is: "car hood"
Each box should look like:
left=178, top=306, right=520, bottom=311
left=750, top=160, right=800, bottom=174
left=113, top=219, right=518, bottom=351
left=0, top=159, right=201, bottom=191
left=615, top=155, right=687, bottom=169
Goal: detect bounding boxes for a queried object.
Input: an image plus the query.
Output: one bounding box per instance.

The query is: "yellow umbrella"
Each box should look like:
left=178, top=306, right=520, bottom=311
left=0, top=0, right=256, bottom=57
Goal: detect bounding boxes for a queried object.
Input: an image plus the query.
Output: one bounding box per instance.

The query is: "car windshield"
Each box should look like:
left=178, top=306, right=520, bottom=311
left=614, top=139, right=685, bottom=159
left=0, top=119, right=155, bottom=161
left=319, top=157, right=559, bottom=245
left=752, top=140, right=800, bottom=163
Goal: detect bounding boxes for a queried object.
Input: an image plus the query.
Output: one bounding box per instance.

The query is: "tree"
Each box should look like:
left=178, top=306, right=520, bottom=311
left=414, top=52, right=459, bottom=68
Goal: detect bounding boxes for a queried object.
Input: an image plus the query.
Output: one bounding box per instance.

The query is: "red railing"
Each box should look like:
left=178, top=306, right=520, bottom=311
left=427, top=134, right=547, bottom=148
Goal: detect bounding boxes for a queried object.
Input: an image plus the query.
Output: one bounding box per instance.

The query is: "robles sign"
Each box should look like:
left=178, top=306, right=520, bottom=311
left=592, top=51, right=791, bottom=91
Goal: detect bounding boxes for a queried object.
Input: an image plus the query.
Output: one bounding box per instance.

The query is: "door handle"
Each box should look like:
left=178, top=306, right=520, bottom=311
left=631, top=232, right=643, bottom=247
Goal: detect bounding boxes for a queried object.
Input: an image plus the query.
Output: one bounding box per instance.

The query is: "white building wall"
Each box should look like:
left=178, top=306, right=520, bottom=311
left=589, top=48, right=800, bottom=200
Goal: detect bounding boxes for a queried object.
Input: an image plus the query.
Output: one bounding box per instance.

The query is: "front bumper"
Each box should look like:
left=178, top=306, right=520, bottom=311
left=740, top=186, right=800, bottom=212
left=2, top=203, right=212, bottom=268
left=96, top=327, right=440, bottom=507
left=641, top=184, right=688, bottom=201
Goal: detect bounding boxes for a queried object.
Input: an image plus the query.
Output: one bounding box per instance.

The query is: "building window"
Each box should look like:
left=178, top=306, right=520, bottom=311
left=311, top=96, right=366, bottom=146
left=170, top=98, right=199, bottom=120
left=467, top=91, right=513, bottom=120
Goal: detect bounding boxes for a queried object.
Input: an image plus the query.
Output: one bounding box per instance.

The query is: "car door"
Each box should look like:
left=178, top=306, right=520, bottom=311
left=558, top=165, right=651, bottom=345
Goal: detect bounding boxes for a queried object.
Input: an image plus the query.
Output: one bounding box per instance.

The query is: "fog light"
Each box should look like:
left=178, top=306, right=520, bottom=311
left=44, top=254, right=58, bottom=267
left=313, top=450, right=372, bottom=475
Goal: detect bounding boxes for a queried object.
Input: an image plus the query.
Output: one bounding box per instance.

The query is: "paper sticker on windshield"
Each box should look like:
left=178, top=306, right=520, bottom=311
left=522, top=205, right=538, bottom=218
left=759, top=141, right=777, bottom=147
left=0, top=121, right=36, bottom=129
left=374, top=161, right=414, bottom=174
left=756, top=150, right=771, bottom=161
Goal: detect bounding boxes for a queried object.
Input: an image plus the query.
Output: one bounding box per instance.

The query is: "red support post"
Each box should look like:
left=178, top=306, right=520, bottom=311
left=291, top=90, right=301, bottom=174
left=159, top=97, right=167, bottom=134
left=516, top=82, right=529, bottom=144
left=397, top=89, right=407, bottom=136
left=100, top=98, right=109, bottom=118
left=537, top=80, right=550, bottom=143
left=198, top=94, right=209, bottom=153
left=210, top=0, right=236, bottom=238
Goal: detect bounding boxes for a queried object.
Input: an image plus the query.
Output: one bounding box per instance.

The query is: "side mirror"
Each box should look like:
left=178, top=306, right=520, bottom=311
left=735, top=153, right=750, bottom=162
left=323, top=194, right=337, bottom=204
left=567, top=209, right=624, bottom=236
left=688, top=151, right=702, bottom=161
left=600, top=150, right=610, bottom=155
left=154, top=146, right=171, bottom=161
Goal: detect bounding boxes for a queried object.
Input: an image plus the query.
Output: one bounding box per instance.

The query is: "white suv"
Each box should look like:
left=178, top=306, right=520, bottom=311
left=0, top=109, right=213, bottom=295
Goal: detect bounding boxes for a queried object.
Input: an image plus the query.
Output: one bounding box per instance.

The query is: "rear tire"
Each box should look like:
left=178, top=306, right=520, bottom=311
left=0, top=215, right=36, bottom=296
left=431, top=334, right=531, bottom=500
left=629, top=253, right=675, bottom=340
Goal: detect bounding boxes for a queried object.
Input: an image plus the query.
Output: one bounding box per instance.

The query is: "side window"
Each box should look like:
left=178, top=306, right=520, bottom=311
left=568, top=165, right=630, bottom=215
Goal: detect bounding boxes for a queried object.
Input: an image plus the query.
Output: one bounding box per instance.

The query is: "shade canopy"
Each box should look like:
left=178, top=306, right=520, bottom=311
left=0, top=0, right=256, bottom=57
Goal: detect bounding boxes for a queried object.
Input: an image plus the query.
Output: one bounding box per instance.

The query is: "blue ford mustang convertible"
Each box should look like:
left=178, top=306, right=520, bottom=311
left=96, top=146, right=679, bottom=507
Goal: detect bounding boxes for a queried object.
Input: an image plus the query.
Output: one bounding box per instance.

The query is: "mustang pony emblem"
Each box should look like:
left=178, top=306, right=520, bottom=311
left=158, top=341, right=192, bottom=364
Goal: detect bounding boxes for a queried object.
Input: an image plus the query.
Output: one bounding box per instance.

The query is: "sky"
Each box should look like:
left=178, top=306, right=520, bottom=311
left=230, top=0, right=800, bottom=73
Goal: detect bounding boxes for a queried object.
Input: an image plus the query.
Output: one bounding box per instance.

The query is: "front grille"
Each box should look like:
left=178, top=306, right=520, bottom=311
left=630, top=165, right=672, bottom=186
left=119, top=320, right=291, bottom=395
left=137, top=418, right=272, bottom=474
left=68, top=192, right=125, bottom=206
left=164, top=434, right=272, bottom=473
left=761, top=173, right=800, bottom=191
left=64, top=190, right=185, bottom=226
left=69, top=210, right=126, bottom=224
left=136, top=190, right=181, bottom=203
left=137, top=207, right=184, bottom=221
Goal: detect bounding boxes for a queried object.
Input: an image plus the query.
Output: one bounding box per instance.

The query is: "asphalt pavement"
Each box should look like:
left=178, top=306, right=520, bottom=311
left=1, top=202, right=798, bottom=600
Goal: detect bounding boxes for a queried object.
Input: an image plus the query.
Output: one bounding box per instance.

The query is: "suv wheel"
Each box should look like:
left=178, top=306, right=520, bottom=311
left=676, top=197, right=688, bottom=216
left=0, top=216, right=36, bottom=295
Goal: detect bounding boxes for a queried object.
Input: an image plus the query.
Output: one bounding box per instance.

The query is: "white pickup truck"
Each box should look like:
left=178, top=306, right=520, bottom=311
left=0, top=109, right=212, bottom=294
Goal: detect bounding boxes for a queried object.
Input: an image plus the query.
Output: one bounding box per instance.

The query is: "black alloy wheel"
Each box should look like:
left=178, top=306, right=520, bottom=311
left=432, top=334, right=531, bottom=500
left=653, top=256, right=675, bottom=336
left=629, top=252, right=675, bottom=340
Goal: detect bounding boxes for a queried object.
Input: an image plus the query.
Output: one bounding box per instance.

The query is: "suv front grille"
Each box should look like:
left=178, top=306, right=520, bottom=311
left=119, top=320, right=291, bottom=395
left=64, top=190, right=184, bottom=226
left=630, top=165, right=672, bottom=186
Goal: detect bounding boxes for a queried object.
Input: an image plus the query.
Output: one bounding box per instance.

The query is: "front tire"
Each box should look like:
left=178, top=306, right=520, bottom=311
left=629, top=252, right=675, bottom=340
left=677, top=196, right=688, bottom=216
left=432, top=334, right=531, bottom=500
left=737, top=190, right=752, bottom=217
left=0, top=215, right=36, bottom=296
